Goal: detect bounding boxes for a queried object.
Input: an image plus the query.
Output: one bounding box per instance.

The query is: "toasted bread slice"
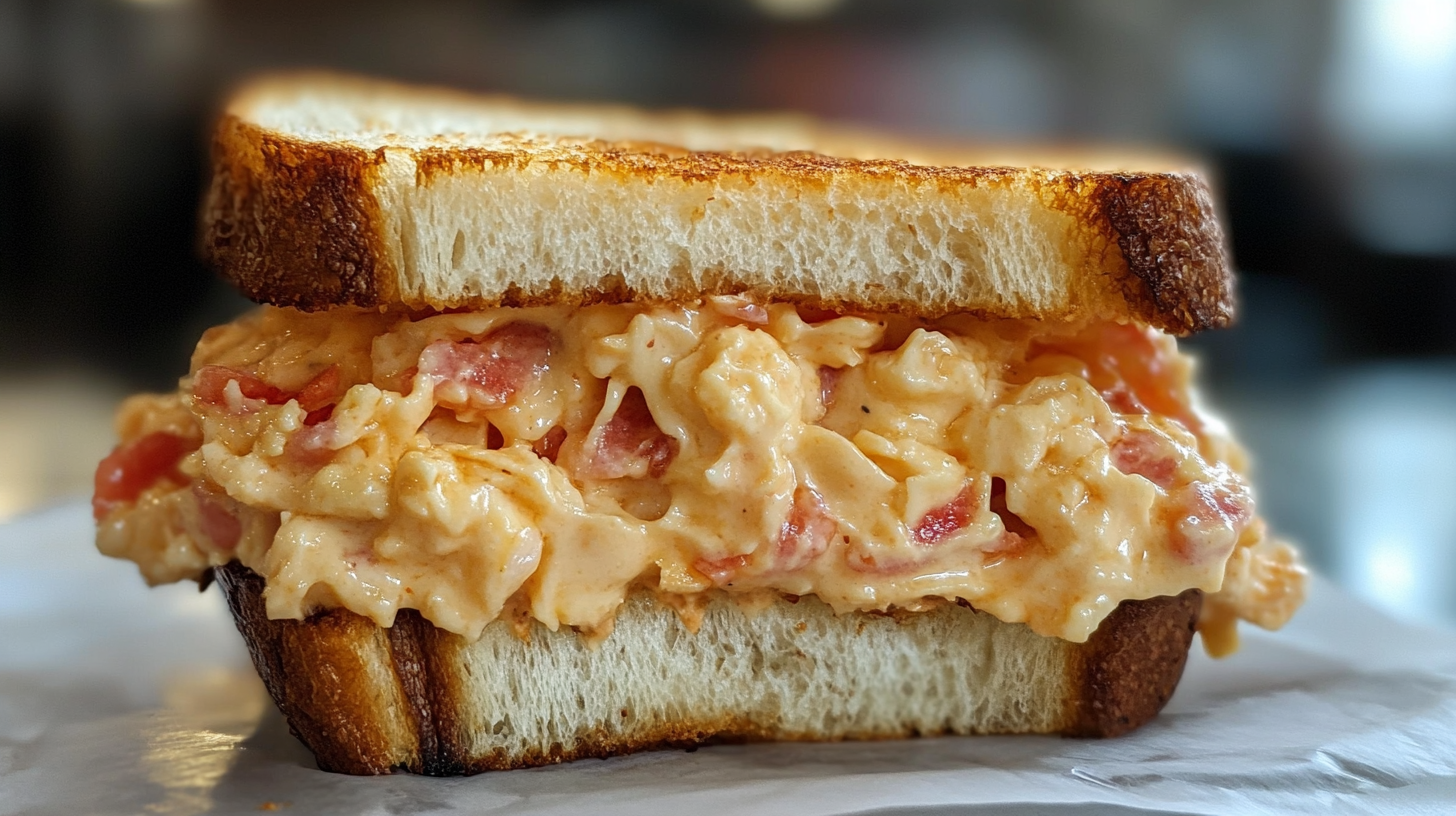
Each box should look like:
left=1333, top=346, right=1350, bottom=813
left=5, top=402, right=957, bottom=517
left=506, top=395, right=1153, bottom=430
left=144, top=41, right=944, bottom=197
left=215, top=563, right=1200, bottom=775
left=204, top=74, right=1231, bottom=334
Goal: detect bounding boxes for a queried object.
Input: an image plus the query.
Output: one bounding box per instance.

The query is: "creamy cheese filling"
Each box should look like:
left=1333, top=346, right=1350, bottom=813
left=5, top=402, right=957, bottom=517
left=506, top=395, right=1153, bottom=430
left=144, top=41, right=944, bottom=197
left=96, top=300, right=1306, bottom=652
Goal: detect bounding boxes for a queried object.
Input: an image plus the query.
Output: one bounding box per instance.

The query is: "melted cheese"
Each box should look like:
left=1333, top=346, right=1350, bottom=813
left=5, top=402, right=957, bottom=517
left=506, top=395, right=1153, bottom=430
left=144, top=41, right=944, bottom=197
left=98, top=302, right=1307, bottom=648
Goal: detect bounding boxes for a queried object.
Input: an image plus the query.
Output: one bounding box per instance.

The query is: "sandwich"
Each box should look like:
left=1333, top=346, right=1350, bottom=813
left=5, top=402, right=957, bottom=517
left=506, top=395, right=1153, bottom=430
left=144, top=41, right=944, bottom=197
left=93, top=73, right=1307, bottom=775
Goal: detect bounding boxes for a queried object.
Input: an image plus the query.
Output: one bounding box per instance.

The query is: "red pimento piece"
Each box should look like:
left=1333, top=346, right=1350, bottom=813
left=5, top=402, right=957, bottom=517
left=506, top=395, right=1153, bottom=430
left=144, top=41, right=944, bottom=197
left=418, top=322, right=552, bottom=410
left=818, top=366, right=843, bottom=412
left=775, top=485, right=837, bottom=571
left=583, top=387, right=679, bottom=479
left=92, top=431, right=194, bottom=520
left=847, top=484, right=980, bottom=574
left=295, top=365, right=342, bottom=413
left=1111, top=428, right=1178, bottom=489
left=192, top=483, right=241, bottom=551
left=532, top=425, right=568, bottom=463
left=693, top=554, right=751, bottom=586
left=1092, top=324, right=1200, bottom=434
left=911, top=486, right=974, bottom=546
left=302, top=405, right=334, bottom=426
left=1102, top=384, right=1147, bottom=416
left=192, top=363, right=349, bottom=465
left=192, top=366, right=291, bottom=409
left=1168, top=482, right=1253, bottom=564
left=691, top=486, right=837, bottom=585
left=195, top=364, right=345, bottom=423
left=1033, top=322, right=1202, bottom=436
left=283, top=420, right=338, bottom=469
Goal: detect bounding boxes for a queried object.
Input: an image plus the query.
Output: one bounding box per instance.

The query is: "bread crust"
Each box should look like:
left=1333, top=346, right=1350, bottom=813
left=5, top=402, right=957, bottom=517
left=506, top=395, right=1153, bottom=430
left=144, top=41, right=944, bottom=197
left=215, top=563, right=1199, bottom=775
left=204, top=116, right=398, bottom=311
left=201, top=76, right=1232, bottom=335
left=1064, top=586, right=1201, bottom=737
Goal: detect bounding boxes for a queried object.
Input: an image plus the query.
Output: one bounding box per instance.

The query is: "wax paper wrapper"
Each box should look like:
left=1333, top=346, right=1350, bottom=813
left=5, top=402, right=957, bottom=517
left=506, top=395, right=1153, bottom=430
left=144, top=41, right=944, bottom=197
left=2, top=502, right=1454, bottom=815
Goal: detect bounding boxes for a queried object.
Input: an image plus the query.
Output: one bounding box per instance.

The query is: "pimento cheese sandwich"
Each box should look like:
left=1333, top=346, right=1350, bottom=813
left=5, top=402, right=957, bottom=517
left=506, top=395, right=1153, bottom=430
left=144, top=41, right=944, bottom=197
left=93, top=74, right=1306, bottom=775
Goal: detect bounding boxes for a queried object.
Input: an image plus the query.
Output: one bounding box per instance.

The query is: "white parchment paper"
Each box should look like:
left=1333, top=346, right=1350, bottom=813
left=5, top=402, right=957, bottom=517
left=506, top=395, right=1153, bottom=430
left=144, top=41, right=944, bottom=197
left=2, top=502, right=1454, bottom=815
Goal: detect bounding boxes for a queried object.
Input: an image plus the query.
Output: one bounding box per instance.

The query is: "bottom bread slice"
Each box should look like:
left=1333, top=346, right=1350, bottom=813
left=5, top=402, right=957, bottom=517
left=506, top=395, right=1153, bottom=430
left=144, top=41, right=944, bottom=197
left=214, top=563, right=1200, bottom=775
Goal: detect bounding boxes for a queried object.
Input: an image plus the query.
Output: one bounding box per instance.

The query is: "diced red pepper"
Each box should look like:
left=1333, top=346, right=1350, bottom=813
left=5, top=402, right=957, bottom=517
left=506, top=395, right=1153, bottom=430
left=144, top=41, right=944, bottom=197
left=92, top=431, right=195, bottom=520
left=910, top=486, right=974, bottom=546
left=818, top=366, right=843, bottom=412
left=1032, top=323, right=1202, bottom=436
left=693, top=554, right=751, bottom=585
left=295, top=365, right=342, bottom=413
left=418, top=322, right=553, bottom=411
left=191, top=366, right=291, bottom=408
left=775, top=485, right=837, bottom=571
left=1111, top=428, right=1178, bottom=489
left=193, top=483, right=241, bottom=551
left=583, top=387, right=679, bottom=479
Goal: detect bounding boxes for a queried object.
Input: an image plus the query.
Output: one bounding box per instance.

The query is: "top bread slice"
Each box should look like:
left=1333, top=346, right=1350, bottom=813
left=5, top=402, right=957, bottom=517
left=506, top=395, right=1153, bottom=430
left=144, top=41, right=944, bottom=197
left=203, top=73, right=1233, bottom=334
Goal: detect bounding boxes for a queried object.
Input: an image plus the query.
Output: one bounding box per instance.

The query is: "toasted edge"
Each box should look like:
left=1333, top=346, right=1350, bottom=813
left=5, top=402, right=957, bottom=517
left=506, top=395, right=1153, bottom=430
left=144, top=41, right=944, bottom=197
left=204, top=115, right=398, bottom=312
left=215, top=563, right=1199, bottom=775
left=1063, top=586, right=1201, bottom=737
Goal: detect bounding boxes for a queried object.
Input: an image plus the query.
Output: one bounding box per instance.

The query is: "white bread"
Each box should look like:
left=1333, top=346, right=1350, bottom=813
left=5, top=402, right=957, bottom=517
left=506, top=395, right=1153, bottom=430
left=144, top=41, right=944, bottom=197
left=203, top=73, right=1232, bottom=334
left=215, top=564, right=1200, bottom=775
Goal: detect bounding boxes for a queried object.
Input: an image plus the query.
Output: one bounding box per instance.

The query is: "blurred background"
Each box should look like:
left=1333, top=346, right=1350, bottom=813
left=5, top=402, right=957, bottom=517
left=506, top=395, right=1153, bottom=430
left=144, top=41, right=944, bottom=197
left=0, top=0, right=1453, bottom=629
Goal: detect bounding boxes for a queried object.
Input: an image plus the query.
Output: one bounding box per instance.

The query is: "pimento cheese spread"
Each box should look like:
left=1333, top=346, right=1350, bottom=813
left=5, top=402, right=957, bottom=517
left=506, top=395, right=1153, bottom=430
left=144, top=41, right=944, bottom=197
left=95, top=300, right=1306, bottom=653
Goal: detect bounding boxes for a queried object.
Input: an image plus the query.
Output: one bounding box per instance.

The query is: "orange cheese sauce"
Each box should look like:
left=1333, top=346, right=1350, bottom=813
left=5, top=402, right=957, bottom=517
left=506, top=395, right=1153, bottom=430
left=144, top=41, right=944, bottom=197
left=96, top=301, right=1305, bottom=651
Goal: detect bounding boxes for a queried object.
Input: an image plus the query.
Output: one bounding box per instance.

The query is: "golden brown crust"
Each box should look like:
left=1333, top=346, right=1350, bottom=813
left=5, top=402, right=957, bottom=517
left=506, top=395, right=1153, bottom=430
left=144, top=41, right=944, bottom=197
left=1090, top=176, right=1232, bottom=334
left=200, top=80, right=1233, bottom=335
left=1062, top=589, right=1202, bottom=738
left=215, top=563, right=1200, bottom=775
left=203, top=116, right=397, bottom=312
left=216, top=564, right=417, bottom=773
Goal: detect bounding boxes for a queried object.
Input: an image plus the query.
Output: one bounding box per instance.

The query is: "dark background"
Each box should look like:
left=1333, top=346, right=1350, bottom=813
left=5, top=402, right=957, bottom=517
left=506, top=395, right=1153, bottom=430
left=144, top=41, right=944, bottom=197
left=1, top=0, right=1454, bottom=625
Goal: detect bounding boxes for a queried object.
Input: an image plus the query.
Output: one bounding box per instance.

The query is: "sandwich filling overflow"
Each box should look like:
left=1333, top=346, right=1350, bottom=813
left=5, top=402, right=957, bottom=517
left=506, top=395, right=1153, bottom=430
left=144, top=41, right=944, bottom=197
left=95, top=297, right=1304, bottom=655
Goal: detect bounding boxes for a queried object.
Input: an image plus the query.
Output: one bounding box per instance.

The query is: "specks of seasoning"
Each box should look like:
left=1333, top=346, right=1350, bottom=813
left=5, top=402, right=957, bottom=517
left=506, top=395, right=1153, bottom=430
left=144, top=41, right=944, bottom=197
left=861, top=405, right=870, bottom=414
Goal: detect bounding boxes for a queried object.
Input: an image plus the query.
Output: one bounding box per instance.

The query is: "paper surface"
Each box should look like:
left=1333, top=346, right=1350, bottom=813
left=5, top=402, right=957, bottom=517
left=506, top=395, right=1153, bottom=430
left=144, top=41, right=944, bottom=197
left=2, top=502, right=1454, bottom=815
